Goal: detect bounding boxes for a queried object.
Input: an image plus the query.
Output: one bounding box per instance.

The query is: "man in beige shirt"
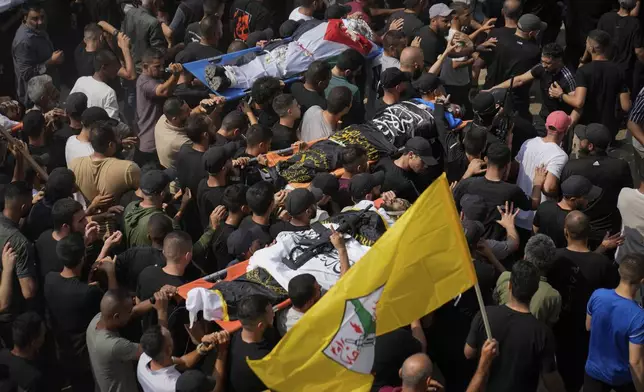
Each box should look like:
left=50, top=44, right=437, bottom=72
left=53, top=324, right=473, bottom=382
left=155, top=97, right=191, bottom=169
left=70, top=122, right=141, bottom=203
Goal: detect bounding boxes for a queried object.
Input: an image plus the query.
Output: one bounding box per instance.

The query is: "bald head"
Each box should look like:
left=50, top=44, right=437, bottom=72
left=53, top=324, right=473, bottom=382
left=400, top=47, right=424, bottom=69
left=401, top=353, right=433, bottom=389
left=564, top=210, right=590, bottom=241
left=100, top=288, right=132, bottom=317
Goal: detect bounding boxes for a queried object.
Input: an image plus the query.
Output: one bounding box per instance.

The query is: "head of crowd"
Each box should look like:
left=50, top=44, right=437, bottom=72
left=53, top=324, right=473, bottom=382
left=2, top=0, right=644, bottom=390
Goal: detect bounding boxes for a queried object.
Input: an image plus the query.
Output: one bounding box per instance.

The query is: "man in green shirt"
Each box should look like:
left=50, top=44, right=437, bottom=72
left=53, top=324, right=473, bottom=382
left=494, top=234, right=562, bottom=326
left=324, top=49, right=364, bottom=126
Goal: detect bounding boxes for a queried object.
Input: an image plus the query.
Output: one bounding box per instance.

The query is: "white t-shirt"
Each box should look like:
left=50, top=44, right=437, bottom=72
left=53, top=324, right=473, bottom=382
left=289, top=7, right=314, bottom=21
left=136, top=353, right=181, bottom=392
left=65, top=135, right=94, bottom=167
left=70, top=76, right=120, bottom=120
left=515, top=137, right=568, bottom=230
left=616, top=187, right=644, bottom=262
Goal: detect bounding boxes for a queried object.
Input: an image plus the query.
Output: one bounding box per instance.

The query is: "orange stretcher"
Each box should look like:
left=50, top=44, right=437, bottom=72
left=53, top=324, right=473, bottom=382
left=177, top=260, right=292, bottom=333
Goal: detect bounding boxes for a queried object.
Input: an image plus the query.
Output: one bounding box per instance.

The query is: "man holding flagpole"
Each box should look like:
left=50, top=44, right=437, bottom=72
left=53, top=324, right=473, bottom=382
left=465, top=260, right=567, bottom=392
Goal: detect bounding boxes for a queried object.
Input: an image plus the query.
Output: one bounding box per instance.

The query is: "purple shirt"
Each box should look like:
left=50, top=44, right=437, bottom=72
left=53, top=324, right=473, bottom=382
left=136, top=74, right=164, bottom=153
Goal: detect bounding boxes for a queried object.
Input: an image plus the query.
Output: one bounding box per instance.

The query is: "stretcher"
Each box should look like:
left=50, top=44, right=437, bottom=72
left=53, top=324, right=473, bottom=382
left=177, top=260, right=292, bottom=333
left=181, top=41, right=383, bottom=101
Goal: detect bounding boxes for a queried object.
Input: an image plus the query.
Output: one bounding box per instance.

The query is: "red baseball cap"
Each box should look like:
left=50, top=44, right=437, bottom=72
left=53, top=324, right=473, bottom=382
left=545, top=111, right=572, bottom=134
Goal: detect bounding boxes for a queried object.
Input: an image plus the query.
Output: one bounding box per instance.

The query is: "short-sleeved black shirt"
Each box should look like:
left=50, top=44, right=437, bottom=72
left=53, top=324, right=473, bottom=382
left=290, top=82, right=327, bottom=115
left=35, top=229, right=62, bottom=281
left=560, top=155, right=634, bottom=244
left=453, top=176, right=533, bottom=241
left=227, top=328, right=280, bottom=392
left=484, top=34, right=541, bottom=114
left=387, top=11, right=424, bottom=39
left=414, top=26, right=446, bottom=66
left=230, top=0, right=271, bottom=41
left=530, top=64, right=576, bottom=116
left=176, top=144, right=206, bottom=197
left=466, top=305, right=557, bottom=392
left=575, top=60, right=628, bottom=134
left=372, top=158, right=420, bottom=203
left=0, top=349, right=43, bottom=391
left=597, top=12, right=642, bottom=76
left=196, top=180, right=228, bottom=230
left=44, top=273, right=103, bottom=363
left=270, top=123, right=297, bottom=151
left=533, top=201, right=571, bottom=248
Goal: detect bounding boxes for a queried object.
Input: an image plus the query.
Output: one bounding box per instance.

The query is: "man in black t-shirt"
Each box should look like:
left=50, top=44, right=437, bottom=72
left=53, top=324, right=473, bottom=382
left=386, top=0, right=426, bottom=39
left=184, top=0, right=226, bottom=45
left=237, top=181, right=280, bottom=246
left=549, top=29, right=631, bottom=136
left=484, top=13, right=543, bottom=120
left=44, top=233, right=105, bottom=391
left=230, top=0, right=272, bottom=41
left=0, top=312, right=45, bottom=392
left=136, top=231, right=194, bottom=356
left=233, top=125, right=272, bottom=187
left=271, top=94, right=301, bottom=150
left=290, top=60, right=331, bottom=115
left=35, top=198, right=91, bottom=282
left=414, top=3, right=452, bottom=66
left=374, top=137, right=441, bottom=203
left=465, top=260, right=564, bottom=392
left=597, top=0, right=643, bottom=86
left=197, top=143, right=237, bottom=229
left=176, top=15, right=223, bottom=63
left=207, top=184, right=249, bottom=272
left=453, top=143, right=542, bottom=241
left=227, top=295, right=280, bottom=392
left=489, top=43, right=576, bottom=119
left=534, top=175, right=601, bottom=248
left=561, top=124, right=633, bottom=248
left=548, top=211, right=618, bottom=392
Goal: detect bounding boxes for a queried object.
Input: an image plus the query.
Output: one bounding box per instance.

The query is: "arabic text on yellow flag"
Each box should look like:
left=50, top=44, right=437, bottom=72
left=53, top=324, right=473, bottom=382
left=249, top=174, right=477, bottom=392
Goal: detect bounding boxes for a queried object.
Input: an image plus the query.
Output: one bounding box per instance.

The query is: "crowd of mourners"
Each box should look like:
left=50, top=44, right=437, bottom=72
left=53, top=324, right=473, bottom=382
left=0, top=0, right=643, bottom=390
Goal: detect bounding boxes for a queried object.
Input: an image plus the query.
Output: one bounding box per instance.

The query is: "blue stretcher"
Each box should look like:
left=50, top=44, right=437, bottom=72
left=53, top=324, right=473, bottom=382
left=181, top=40, right=383, bottom=101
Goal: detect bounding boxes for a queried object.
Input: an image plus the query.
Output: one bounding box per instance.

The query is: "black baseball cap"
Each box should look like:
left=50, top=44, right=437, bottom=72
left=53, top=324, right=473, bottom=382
left=285, top=188, right=317, bottom=216
left=462, top=219, right=485, bottom=247
left=140, top=170, right=171, bottom=195
left=64, top=92, right=88, bottom=118
left=460, top=194, right=487, bottom=222
left=246, top=28, right=273, bottom=47
left=412, top=73, right=442, bottom=94
left=517, top=13, right=547, bottom=33
left=311, top=173, right=339, bottom=197
left=471, top=91, right=497, bottom=115
left=202, top=143, right=237, bottom=175
left=349, top=171, right=385, bottom=201
left=561, top=175, right=602, bottom=200
left=325, top=4, right=351, bottom=19
left=81, top=107, right=110, bottom=127
left=574, top=123, right=612, bottom=150
left=405, top=137, right=438, bottom=166
left=176, top=370, right=217, bottom=392
left=227, top=229, right=255, bottom=259
left=381, top=68, right=411, bottom=89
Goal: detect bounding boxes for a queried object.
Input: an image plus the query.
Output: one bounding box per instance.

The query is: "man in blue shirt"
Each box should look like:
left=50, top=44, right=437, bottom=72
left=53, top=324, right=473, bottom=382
left=585, top=253, right=644, bottom=392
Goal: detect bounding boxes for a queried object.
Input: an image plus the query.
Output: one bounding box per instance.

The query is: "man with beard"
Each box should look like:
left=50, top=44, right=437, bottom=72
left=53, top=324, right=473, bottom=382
left=154, top=98, right=191, bottom=170
left=483, top=14, right=544, bottom=121
left=489, top=43, right=576, bottom=120
left=12, top=4, right=64, bottom=106
left=414, top=4, right=453, bottom=67
left=560, top=124, right=633, bottom=249
left=0, top=182, right=37, bottom=347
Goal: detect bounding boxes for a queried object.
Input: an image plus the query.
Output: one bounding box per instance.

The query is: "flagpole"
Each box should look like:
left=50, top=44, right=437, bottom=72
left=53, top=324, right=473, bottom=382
left=473, top=281, right=493, bottom=340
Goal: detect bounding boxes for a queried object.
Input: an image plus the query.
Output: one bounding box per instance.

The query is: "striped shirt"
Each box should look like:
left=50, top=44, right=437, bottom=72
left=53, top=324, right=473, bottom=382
left=629, top=87, right=644, bottom=153
left=531, top=63, right=576, bottom=116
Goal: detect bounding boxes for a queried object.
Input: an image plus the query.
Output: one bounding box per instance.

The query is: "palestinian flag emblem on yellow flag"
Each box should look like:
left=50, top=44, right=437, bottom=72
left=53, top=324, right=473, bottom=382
left=323, top=286, right=384, bottom=373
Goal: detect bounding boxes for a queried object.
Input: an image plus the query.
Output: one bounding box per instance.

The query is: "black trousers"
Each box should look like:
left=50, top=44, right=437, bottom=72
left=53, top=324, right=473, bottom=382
left=583, top=373, right=636, bottom=392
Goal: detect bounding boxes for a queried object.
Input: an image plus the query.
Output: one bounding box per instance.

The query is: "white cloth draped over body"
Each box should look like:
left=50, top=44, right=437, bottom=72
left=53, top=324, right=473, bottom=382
left=223, top=20, right=380, bottom=89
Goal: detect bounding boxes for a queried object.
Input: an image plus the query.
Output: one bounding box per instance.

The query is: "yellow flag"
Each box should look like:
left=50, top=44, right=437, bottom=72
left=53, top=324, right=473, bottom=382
left=249, top=174, right=477, bottom=391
